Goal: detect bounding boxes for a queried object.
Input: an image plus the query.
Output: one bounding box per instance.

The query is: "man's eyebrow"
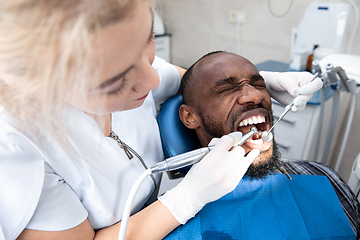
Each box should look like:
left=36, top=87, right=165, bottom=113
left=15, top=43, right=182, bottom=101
left=214, top=74, right=264, bottom=86
left=250, top=74, right=265, bottom=81
left=97, top=65, right=133, bottom=90
left=214, top=77, right=237, bottom=86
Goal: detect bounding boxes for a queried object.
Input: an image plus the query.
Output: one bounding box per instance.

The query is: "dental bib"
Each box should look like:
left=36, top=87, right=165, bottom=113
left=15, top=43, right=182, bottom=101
left=164, top=174, right=355, bottom=240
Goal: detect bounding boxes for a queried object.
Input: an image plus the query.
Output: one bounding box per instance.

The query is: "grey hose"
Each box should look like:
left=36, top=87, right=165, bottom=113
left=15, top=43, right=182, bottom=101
left=335, top=94, right=356, bottom=172
left=313, top=88, right=326, bottom=161
left=321, top=90, right=340, bottom=164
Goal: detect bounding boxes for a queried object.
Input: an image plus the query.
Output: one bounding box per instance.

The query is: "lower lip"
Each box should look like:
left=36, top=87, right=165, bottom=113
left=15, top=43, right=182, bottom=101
left=243, top=139, right=272, bottom=152
left=136, top=93, right=149, bottom=101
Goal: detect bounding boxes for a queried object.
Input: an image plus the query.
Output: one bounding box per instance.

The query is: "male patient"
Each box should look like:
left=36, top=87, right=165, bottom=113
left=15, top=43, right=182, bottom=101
left=164, top=51, right=359, bottom=239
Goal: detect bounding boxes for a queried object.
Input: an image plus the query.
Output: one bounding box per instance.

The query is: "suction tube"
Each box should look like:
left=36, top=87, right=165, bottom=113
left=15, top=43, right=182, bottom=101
left=118, top=169, right=152, bottom=240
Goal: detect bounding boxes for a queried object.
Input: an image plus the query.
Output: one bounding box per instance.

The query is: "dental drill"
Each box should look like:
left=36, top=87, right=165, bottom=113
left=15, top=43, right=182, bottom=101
left=261, top=72, right=320, bottom=143
left=151, top=126, right=258, bottom=174
left=118, top=127, right=258, bottom=240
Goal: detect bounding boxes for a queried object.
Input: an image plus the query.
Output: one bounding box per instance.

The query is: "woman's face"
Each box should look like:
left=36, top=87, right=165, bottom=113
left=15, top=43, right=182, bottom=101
left=67, top=1, right=159, bottom=114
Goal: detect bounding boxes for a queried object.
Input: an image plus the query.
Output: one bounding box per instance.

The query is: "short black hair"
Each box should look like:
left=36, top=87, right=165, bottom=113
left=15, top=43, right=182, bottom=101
left=179, top=50, right=225, bottom=105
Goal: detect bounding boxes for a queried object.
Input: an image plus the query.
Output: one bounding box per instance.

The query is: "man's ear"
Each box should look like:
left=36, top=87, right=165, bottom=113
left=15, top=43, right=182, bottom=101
left=179, top=104, right=201, bottom=129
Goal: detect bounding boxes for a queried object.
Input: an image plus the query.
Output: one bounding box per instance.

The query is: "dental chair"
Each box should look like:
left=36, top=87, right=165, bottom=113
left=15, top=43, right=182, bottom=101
left=157, top=94, right=200, bottom=177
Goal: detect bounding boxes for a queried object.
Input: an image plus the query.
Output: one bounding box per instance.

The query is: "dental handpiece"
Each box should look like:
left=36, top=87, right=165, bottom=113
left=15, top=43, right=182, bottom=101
left=261, top=72, right=320, bottom=143
left=150, top=127, right=258, bottom=174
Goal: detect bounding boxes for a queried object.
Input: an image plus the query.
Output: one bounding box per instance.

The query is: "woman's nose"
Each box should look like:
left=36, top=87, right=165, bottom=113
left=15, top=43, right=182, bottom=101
left=132, top=57, right=159, bottom=93
left=236, top=84, right=265, bottom=105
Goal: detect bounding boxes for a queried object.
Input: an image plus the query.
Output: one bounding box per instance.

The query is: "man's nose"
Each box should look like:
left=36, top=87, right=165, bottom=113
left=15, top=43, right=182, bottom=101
left=236, top=84, right=265, bottom=105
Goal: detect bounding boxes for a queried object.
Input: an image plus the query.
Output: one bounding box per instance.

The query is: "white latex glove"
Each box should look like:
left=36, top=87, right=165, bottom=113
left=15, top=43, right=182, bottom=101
left=260, top=71, right=323, bottom=111
left=158, top=132, right=260, bottom=224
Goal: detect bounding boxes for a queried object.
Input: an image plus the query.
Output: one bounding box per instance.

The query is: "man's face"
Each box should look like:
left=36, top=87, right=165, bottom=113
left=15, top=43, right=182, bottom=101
left=184, top=53, right=273, bottom=167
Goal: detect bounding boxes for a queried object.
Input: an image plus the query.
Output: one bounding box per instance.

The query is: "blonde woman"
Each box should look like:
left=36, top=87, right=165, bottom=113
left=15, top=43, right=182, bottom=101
left=0, top=0, right=322, bottom=239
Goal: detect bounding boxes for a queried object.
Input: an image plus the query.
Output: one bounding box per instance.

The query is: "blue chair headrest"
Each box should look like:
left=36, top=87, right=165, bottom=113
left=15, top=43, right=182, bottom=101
left=157, top=95, right=201, bottom=170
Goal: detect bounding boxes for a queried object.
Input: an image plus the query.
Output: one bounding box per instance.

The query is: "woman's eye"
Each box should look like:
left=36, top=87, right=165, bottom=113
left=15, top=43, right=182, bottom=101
left=107, top=87, right=123, bottom=97
left=106, top=78, right=127, bottom=98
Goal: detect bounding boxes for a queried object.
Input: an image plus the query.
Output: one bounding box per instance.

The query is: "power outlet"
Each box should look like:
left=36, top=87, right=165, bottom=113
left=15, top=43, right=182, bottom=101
left=228, top=10, right=246, bottom=23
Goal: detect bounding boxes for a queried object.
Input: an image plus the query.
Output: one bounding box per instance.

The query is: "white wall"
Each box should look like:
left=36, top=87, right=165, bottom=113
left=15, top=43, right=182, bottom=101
left=156, top=0, right=360, bottom=180
left=156, top=0, right=360, bottom=68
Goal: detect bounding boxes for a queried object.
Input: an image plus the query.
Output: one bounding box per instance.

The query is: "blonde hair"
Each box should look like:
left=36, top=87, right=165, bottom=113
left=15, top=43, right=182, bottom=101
left=0, top=0, right=148, bottom=145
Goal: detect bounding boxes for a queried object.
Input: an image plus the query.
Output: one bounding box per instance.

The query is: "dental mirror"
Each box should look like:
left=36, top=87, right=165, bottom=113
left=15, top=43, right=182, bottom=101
left=261, top=130, right=273, bottom=142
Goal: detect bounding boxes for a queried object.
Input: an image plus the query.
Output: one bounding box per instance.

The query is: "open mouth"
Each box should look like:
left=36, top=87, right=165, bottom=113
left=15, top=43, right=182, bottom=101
left=236, top=109, right=272, bottom=149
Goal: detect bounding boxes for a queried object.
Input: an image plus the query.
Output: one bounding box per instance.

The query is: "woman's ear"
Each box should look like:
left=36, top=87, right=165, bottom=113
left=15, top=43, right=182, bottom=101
left=179, top=104, right=200, bottom=129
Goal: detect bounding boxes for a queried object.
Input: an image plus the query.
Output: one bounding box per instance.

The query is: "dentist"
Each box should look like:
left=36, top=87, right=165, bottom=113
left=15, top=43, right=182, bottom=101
left=0, top=1, right=321, bottom=239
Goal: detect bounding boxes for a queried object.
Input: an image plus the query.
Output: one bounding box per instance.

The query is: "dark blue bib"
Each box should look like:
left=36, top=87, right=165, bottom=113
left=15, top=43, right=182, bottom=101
left=165, top=174, right=355, bottom=240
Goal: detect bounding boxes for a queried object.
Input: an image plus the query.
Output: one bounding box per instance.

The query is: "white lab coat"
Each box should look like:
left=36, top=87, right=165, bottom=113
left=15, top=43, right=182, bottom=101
left=0, top=57, right=180, bottom=239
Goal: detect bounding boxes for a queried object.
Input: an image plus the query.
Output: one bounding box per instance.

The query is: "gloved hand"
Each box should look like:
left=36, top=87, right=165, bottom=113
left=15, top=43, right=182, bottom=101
left=260, top=71, right=323, bottom=111
left=158, top=132, right=260, bottom=224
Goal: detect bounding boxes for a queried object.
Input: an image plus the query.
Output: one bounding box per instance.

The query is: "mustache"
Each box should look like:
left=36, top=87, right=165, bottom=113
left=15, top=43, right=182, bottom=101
left=230, top=103, right=271, bottom=130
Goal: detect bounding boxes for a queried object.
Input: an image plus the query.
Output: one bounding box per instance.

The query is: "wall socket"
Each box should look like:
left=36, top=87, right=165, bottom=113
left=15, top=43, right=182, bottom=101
left=228, top=10, right=246, bottom=23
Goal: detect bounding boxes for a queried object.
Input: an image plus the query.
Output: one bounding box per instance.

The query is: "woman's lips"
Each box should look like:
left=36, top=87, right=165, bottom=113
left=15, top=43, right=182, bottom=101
left=136, top=93, right=149, bottom=101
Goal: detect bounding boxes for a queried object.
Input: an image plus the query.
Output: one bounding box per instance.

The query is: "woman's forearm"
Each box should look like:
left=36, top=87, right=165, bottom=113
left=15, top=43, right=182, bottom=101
left=95, top=200, right=179, bottom=240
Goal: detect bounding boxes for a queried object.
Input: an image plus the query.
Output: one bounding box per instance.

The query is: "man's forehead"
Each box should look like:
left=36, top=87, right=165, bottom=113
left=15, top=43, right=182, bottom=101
left=195, top=53, right=234, bottom=71
left=193, top=53, right=256, bottom=82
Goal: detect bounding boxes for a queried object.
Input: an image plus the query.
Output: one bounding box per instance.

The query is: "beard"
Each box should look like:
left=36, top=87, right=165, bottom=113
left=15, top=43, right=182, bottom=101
left=245, top=139, right=281, bottom=179
left=199, top=104, right=281, bottom=179
left=198, top=112, right=224, bottom=139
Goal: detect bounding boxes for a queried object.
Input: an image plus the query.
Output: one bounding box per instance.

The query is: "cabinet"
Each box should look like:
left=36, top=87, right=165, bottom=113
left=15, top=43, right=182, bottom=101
left=271, top=100, right=318, bottom=160
left=155, top=34, right=171, bottom=63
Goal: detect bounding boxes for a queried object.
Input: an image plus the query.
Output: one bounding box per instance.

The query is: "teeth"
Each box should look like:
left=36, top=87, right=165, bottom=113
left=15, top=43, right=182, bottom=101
left=257, top=116, right=262, bottom=123
left=239, top=115, right=265, bottom=127
left=247, top=138, right=263, bottom=144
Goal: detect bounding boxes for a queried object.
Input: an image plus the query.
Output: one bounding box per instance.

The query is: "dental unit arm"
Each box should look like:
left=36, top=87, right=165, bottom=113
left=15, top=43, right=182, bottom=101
left=150, top=127, right=258, bottom=174
left=311, top=54, right=360, bottom=171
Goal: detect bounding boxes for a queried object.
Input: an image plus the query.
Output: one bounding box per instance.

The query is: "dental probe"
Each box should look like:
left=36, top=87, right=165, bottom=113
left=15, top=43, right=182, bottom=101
left=151, top=127, right=258, bottom=174
left=262, top=72, right=320, bottom=142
